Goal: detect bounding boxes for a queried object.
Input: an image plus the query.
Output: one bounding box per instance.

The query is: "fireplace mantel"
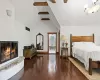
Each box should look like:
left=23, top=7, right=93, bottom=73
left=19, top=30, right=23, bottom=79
left=0, top=56, right=24, bottom=80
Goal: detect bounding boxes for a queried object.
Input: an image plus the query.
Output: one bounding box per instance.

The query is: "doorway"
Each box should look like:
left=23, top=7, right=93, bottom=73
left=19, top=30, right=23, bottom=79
left=48, top=32, right=57, bottom=54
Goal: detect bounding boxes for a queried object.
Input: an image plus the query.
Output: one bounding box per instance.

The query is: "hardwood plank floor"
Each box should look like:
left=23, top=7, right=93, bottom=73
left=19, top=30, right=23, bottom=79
left=10, top=54, right=88, bottom=80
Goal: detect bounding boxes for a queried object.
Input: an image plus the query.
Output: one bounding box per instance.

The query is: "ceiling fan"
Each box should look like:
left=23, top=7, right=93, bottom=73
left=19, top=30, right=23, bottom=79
left=84, top=0, right=100, bottom=13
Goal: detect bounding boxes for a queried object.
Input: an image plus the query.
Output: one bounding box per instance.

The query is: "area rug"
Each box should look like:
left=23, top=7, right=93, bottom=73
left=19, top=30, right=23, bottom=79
left=69, top=57, right=100, bottom=80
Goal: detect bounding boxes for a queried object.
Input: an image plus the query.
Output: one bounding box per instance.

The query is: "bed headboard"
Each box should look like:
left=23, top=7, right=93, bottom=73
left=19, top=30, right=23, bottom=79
left=70, top=34, right=94, bottom=57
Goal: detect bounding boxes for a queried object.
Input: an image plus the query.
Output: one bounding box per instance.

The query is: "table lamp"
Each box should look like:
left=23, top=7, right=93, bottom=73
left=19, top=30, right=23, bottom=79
left=60, top=35, right=67, bottom=48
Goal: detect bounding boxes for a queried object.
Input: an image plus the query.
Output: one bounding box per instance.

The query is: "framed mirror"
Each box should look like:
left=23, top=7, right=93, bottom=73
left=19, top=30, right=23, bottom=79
left=36, top=33, right=44, bottom=50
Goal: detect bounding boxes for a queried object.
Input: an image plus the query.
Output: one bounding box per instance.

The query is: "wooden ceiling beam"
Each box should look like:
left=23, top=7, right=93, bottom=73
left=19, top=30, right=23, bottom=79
left=41, top=18, right=50, bottom=20
left=38, top=12, right=49, bottom=14
left=52, top=0, right=56, bottom=3
left=64, top=0, right=68, bottom=3
left=33, top=2, right=48, bottom=6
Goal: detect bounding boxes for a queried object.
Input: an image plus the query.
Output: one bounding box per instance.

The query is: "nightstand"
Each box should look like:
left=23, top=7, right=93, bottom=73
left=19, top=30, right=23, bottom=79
left=61, top=47, right=68, bottom=59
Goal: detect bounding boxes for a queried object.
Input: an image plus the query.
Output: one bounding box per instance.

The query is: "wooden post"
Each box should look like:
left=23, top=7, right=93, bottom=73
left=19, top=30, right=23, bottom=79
left=64, top=0, right=68, bottom=3
left=52, top=0, right=56, bottom=3
left=93, top=34, right=94, bottom=43
left=33, top=2, right=48, bottom=6
left=70, top=34, right=72, bottom=57
left=89, top=58, right=92, bottom=75
left=38, top=12, right=49, bottom=14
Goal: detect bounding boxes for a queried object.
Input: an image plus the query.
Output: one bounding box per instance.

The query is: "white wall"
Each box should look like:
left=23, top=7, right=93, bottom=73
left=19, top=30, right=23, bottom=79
left=12, top=0, right=36, bottom=28
left=0, top=0, right=15, bottom=40
left=15, top=21, right=31, bottom=56
left=11, top=0, right=60, bottom=52
left=61, top=26, right=100, bottom=55
left=31, top=21, right=58, bottom=51
left=0, top=0, right=31, bottom=79
left=0, top=0, right=31, bottom=60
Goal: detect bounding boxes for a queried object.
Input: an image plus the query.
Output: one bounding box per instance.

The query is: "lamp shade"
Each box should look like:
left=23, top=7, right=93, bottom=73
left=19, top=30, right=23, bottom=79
left=60, top=35, right=67, bottom=41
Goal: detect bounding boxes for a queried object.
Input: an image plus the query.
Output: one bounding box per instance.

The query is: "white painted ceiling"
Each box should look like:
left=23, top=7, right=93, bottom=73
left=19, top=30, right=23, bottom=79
left=11, top=0, right=100, bottom=27
left=66, top=0, right=100, bottom=26
left=11, top=0, right=60, bottom=29
left=48, top=0, right=100, bottom=26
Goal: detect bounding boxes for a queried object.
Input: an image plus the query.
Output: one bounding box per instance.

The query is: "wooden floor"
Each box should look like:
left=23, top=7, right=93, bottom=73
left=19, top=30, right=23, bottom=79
left=11, top=54, right=88, bottom=80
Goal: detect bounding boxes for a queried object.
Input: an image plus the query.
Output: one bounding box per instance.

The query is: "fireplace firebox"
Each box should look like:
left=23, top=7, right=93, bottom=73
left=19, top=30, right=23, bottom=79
left=0, top=41, right=18, bottom=64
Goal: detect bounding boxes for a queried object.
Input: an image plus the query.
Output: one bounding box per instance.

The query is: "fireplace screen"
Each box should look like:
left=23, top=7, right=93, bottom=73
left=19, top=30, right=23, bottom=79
left=0, top=41, right=18, bottom=64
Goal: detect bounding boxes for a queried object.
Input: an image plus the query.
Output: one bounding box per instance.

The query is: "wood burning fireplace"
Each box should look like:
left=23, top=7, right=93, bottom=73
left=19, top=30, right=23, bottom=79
left=0, top=41, right=18, bottom=64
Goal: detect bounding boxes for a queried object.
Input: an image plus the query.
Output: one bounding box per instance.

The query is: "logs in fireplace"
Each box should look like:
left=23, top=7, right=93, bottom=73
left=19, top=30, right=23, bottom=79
left=0, top=41, right=18, bottom=64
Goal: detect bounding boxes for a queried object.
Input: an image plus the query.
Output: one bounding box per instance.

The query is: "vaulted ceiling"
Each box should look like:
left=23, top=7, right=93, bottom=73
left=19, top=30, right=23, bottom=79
left=48, top=0, right=100, bottom=26
left=11, top=0, right=60, bottom=29
left=11, top=0, right=100, bottom=28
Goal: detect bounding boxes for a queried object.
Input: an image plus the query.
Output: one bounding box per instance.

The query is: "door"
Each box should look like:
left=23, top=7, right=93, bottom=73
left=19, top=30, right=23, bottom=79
left=48, top=32, right=57, bottom=54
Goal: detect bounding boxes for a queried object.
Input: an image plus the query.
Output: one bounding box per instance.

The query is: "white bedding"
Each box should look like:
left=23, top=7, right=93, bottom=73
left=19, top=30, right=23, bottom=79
left=72, top=42, right=100, bottom=70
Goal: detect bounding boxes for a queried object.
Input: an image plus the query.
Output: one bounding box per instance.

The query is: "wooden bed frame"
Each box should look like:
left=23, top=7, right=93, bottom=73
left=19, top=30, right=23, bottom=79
left=70, top=34, right=100, bottom=75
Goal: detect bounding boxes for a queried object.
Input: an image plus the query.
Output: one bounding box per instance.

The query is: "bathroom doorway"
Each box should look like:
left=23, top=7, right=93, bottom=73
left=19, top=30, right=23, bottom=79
left=48, top=32, right=57, bottom=54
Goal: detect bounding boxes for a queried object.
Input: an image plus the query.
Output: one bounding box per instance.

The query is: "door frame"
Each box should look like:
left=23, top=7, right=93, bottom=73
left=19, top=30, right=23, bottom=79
left=48, top=32, right=57, bottom=54
left=58, top=30, right=60, bottom=55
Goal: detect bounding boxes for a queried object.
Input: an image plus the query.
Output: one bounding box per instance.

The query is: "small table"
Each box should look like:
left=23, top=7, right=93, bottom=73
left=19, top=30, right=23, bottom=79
left=61, top=47, right=68, bottom=59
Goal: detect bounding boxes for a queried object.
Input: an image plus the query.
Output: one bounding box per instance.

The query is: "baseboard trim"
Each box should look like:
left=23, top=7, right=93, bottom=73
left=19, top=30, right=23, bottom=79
left=37, top=51, right=59, bottom=54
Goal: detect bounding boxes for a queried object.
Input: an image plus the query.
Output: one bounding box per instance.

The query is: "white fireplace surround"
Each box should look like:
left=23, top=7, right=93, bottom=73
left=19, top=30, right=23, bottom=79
left=0, top=0, right=30, bottom=79
left=0, top=56, right=24, bottom=80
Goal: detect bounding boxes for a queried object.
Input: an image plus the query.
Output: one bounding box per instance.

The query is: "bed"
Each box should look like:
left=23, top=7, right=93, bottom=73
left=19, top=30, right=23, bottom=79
left=70, top=34, right=100, bottom=75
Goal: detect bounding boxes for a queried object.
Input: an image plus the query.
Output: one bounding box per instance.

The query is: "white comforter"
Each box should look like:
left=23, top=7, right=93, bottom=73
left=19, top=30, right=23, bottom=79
left=72, top=43, right=100, bottom=70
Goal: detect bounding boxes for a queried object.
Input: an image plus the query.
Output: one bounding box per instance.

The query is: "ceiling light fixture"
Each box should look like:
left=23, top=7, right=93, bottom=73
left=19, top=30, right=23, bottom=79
left=84, top=0, right=100, bottom=14
left=92, top=0, right=98, bottom=4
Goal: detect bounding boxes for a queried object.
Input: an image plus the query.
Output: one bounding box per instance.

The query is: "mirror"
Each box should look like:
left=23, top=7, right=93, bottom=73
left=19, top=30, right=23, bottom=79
left=36, top=33, right=44, bottom=50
